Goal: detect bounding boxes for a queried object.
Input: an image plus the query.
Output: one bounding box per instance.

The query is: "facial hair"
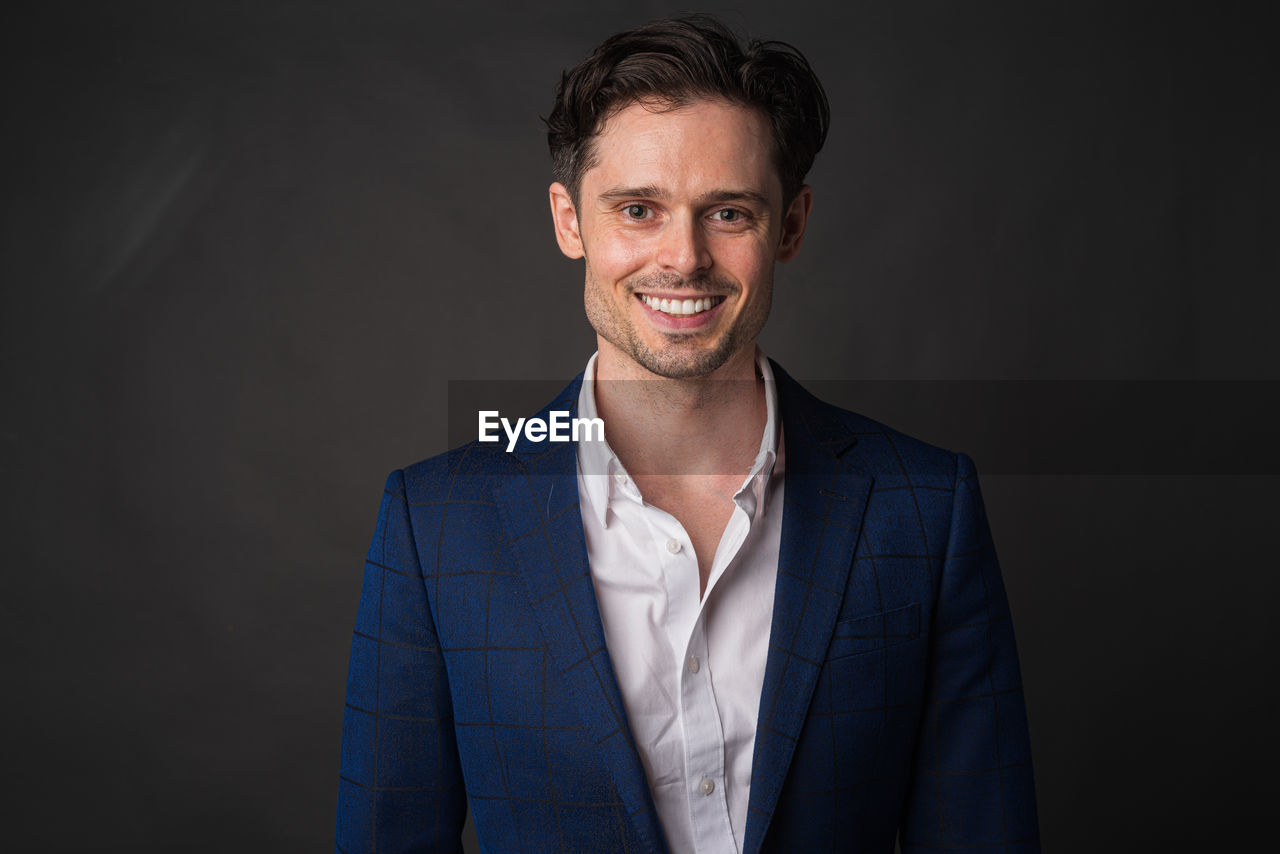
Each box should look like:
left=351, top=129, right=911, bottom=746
left=583, top=262, right=772, bottom=380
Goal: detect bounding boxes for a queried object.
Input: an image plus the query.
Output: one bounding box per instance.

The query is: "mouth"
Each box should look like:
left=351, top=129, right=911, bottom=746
left=637, top=293, right=726, bottom=317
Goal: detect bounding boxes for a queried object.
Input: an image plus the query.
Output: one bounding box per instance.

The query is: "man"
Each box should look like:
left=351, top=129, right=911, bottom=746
left=337, top=15, right=1039, bottom=854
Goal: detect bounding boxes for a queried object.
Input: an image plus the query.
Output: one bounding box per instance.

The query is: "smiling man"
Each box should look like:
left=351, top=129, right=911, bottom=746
left=338, top=15, right=1039, bottom=854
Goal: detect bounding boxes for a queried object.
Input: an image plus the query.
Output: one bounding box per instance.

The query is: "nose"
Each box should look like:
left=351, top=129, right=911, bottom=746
left=655, top=212, right=712, bottom=277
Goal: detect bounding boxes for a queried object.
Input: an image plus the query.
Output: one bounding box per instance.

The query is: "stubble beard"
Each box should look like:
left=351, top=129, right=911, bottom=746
left=582, top=261, right=772, bottom=380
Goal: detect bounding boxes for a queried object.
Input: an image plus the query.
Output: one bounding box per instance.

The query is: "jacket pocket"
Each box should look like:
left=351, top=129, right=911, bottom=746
left=827, top=601, right=921, bottom=661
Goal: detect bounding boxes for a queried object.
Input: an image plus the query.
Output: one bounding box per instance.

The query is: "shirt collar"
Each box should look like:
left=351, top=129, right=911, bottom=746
left=575, top=349, right=782, bottom=529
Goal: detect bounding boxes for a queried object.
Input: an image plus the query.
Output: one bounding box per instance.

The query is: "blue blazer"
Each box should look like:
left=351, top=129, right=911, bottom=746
left=337, top=361, right=1039, bottom=853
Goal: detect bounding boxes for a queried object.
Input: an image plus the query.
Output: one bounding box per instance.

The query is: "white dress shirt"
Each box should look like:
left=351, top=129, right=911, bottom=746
left=575, top=350, right=785, bottom=854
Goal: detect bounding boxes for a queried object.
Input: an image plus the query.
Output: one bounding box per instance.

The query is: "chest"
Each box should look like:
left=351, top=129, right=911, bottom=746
left=632, top=473, right=745, bottom=592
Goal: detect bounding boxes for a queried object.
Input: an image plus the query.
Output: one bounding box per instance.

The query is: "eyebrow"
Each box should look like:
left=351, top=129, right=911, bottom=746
left=597, top=186, right=771, bottom=208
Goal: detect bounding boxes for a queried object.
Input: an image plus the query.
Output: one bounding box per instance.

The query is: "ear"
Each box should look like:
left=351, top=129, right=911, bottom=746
left=549, top=182, right=584, bottom=259
left=775, top=184, right=813, bottom=263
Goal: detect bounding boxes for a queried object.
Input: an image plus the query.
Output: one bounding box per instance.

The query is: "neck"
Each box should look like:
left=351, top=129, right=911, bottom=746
left=592, top=341, right=766, bottom=477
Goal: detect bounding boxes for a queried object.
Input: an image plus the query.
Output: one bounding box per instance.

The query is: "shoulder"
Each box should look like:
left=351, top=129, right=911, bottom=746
left=832, top=405, right=961, bottom=489
left=774, top=362, right=962, bottom=490
left=393, top=440, right=520, bottom=507
left=369, top=442, right=518, bottom=578
left=393, top=370, right=586, bottom=501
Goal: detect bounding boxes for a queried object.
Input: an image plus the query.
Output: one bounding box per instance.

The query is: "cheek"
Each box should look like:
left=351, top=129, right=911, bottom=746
left=720, top=241, right=774, bottom=285
left=587, top=230, right=649, bottom=279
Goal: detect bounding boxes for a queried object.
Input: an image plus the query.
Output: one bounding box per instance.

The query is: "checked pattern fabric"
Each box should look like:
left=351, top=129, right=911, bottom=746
left=337, top=362, right=1040, bottom=853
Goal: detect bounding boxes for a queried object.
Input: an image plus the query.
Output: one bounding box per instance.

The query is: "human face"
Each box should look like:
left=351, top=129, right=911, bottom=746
left=550, top=98, right=812, bottom=380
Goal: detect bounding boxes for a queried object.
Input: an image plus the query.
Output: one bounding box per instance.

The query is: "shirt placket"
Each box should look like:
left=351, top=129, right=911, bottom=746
left=656, top=509, right=746, bottom=854
left=681, top=610, right=735, bottom=852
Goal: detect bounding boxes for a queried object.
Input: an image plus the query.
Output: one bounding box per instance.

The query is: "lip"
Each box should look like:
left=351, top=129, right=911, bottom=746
left=635, top=293, right=727, bottom=330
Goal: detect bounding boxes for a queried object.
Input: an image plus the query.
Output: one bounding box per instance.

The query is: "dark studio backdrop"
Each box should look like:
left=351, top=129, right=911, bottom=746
left=2, top=1, right=1276, bottom=850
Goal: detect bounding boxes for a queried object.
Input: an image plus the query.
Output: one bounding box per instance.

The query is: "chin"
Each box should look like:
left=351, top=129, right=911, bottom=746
left=636, top=341, right=739, bottom=379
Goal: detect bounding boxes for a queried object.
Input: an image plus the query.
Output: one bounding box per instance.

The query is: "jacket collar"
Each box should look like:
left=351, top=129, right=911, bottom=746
left=491, top=373, right=672, bottom=852
left=742, top=360, right=874, bottom=854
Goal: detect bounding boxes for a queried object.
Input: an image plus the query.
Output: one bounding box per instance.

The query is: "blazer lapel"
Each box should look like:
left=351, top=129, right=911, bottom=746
left=744, top=362, right=875, bottom=854
left=492, top=376, right=669, bottom=854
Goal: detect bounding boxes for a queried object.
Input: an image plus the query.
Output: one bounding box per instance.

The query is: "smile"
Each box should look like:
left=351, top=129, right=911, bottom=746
left=638, top=294, right=725, bottom=316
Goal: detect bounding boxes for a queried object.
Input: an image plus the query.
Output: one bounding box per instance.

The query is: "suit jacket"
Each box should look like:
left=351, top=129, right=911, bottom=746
left=336, top=361, right=1040, bottom=853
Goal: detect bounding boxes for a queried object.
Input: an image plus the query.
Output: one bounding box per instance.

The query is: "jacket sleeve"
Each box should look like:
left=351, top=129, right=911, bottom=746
left=336, top=469, right=467, bottom=853
left=899, top=453, right=1040, bottom=853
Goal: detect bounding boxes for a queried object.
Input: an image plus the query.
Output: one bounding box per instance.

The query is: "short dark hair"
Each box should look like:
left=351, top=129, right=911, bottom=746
left=545, top=14, right=830, bottom=207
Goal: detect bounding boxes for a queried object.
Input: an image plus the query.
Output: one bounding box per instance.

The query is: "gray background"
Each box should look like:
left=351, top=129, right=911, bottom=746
left=3, top=0, right=1276, bottom=851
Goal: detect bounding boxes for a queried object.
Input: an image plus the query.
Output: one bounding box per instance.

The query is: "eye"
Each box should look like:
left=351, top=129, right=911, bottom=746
left=623, top=204, right=651, bottom=219
left=713, top=208, right=745, bottom=223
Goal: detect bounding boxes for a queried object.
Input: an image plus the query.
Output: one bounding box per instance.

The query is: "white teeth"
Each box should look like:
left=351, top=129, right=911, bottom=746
left=641, top=294, right=724, bottom=316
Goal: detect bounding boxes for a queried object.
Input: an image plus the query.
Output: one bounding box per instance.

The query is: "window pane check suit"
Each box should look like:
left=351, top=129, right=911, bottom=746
left=336, top=360, right=1040, bottom=853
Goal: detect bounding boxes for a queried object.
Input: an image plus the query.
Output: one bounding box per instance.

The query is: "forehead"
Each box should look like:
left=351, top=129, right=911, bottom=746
left=584, top=98, right=780, bottom=199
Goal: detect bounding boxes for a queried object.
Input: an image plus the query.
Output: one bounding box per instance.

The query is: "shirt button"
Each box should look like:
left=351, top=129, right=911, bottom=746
left=666, top=538, right=681, bottom=554
left=687, top=656, right=700, bottom=674
left=614, top=472, right=629, bottom=485
left=699, top=778, right=715, bottom=796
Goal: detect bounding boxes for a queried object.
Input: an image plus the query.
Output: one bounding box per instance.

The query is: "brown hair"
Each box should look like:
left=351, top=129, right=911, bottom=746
left=545, top=14, right=830, bottom=207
